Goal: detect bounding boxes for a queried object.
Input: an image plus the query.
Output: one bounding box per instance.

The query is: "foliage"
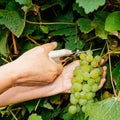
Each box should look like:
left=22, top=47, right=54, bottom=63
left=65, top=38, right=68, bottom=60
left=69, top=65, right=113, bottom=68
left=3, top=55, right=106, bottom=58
left=0, top=0, right=120, bottom=119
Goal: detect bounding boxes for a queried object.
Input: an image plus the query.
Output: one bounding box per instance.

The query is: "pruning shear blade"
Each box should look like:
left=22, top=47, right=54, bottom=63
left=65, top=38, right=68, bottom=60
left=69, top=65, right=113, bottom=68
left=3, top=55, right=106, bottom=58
left=49, top=48, right=101, bottom=58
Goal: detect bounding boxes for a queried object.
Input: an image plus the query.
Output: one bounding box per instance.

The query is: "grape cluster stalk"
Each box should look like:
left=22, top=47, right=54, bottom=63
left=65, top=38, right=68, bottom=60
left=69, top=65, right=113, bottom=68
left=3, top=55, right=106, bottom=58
left=68, top=50, right=103, bottom=114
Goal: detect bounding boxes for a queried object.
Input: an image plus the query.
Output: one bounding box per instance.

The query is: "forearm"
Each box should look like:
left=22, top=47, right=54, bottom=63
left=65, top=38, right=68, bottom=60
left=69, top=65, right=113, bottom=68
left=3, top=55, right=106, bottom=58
left=0, top=81, right=63, bottom=107
left=0, top=62, right=20, bottom=94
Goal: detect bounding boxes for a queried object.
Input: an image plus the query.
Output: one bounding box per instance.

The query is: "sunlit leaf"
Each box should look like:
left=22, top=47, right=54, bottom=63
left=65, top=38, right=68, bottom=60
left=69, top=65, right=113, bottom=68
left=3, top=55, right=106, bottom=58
left=76, top=0, right=106, bottom=13
left=28, top=113, right=42, bottom=120
left=86, top=97, right=120, bottom=120
left=105, top=11, right=120, bottom=32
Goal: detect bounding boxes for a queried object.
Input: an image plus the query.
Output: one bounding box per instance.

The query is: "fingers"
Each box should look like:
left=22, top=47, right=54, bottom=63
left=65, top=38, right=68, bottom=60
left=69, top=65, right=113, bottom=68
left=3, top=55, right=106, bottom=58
left=42, top=42, right=57, bottom=53
left=98, top=66, right=107, bottom=90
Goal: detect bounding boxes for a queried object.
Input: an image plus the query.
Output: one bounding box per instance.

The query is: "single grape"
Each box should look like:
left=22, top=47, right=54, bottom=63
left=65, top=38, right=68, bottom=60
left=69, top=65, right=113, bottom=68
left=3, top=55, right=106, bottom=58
left=91, top=60, right=98, bottom=68
left=86, top=55, right=93, bottom=62
left=80, top=53, right=87, bottom=60
left=70, top=94, right=78, bottom=104
left=86, top=92, right=95, bottom=100
left=90, top=69, right=99, bottom=79
left=79, top=99, right=87, bottom=105
left=95, top=76, right=101, bottom=83
left=80, top=65, right=90, bottom=72
left=91, top=83, right=98, bottom=92
left=74, top=92, right=81, bottom=99
left=82, top=84, right=91, bottom=92
left=68, top=105, right=77, bottom=114
left=74, top=75, right=84, bottom=83
left=76, top=104, right=80, bottom=112
left=72, top=83, right=82, bottom=92
left=82, top=105, right=87, bottom=113
left=86, top=50, right=93, bottom=55
left=73, top=66, right=81, bottom=76
left=83, top=72, right=90, bottom=81
left=94, top=55, right=102, bottom=62
left=87, top=78, right=95, bottom=86
left=79, top=91, right=87, bottom=99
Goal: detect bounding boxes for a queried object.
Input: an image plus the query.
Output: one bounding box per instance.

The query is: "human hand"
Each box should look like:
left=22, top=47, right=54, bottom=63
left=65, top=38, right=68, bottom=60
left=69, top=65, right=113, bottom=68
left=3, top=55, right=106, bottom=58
left=13, top=42, right=63, bottom=86
left=0, top=60, right=107, bottom=107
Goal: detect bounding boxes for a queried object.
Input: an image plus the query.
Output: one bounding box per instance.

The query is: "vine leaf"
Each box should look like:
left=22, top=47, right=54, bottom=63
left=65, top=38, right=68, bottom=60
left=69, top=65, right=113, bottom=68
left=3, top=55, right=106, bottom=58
left=105, top=11, right=120, bottom=32
left=28, top=113, right=43, bottom=120
left=86, top=97, right=120, bottom=120
left=77, top=18, right=95, bottom=33
left=76, top=0, right=106, bottom=13
left=94, top=11, right=109, bottom=39
left=0, top=10, right=25, bottom=37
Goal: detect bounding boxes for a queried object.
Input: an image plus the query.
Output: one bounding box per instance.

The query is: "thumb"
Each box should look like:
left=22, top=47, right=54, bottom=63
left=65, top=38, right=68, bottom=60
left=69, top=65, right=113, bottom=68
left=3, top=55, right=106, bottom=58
left=43, top=42, right=57, bottom=53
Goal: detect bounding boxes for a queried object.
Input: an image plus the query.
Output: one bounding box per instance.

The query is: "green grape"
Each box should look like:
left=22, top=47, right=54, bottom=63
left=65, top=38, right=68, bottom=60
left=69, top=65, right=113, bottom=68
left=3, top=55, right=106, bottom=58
left=83, top=72, right=90, bottom=81
left=86, top=55, right=93, bottom=62
left=95, top=76, right=101, bottom=83
left=82, top=84, right=91, bottom=92
left=80, top=65, right=90, bottom=72
left=73, top=66, right=81, bottom=76
left=79, top=99, right=87, bottom=105
left=76, top=104, right=80, bottom=112
left=86, top=92, right=95, bottom=100
left=72, top=83, right=82, bottom=92
left=87, top=78, right=95, bottom=86
left=94, top=55, right=102, bottom=62
left=74, top=92, right=81, bottom=99
left=70, top=94, right=78, bottom=104
left=75, top=74, right=83, bottom=83
left=97, top=67, right=103, bottom=75
left=91, top=60, right=98, bottom=67
left=80, top=60, right=89, bottom=65
left=90, top=69, right=99, bottom=79
left=86, top=50, right=93, bottom=55
left=69, top=50, right=103, bottom=114
left=79, top=91, right=87, bottom=99
left=73, top=75, right=83, bottom=83
left=80, top=53, right=87, bottom=60
left=68, top=105, right=77, bottom=114
left=91, top=83, right=98, bottom=92
left=82, top=105, right=87, bottom=113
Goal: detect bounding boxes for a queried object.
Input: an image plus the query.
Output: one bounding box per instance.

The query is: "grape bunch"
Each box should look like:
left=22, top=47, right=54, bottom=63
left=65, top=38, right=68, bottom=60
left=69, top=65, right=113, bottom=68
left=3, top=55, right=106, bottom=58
left=68, top=50, right=103, bottom=114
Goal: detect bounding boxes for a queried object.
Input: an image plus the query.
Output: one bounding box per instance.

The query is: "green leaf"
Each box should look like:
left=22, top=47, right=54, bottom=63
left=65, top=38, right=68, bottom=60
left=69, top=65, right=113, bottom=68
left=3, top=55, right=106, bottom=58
left=105, top=11, right=120, bottom=32
left=28, top=113, right=43, bottom=120
left=112, top=61, right=120, bottom=90
left=94, top=11, right=109, bottom=39
left=77, top=18, right=94, bottom=33
left=50, top=26, right=75, bottom=36
left=0, top=29, right=9, bottom=57
left=76, top=0, right=106, bottom=13
left=86, top=97, right=120, bottom=120
left=73, top=3, right=86, bottom=16
left=65, top=36, right=85, bottom=50
left=0, top=10, right=25, bottom=37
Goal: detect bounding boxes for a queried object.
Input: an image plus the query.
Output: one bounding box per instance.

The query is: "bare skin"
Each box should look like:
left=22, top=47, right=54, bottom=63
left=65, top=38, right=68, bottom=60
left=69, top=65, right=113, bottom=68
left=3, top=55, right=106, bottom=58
left=0, top=42, right=63, bottom=94
left=0, top=42, right=107, bottom=107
